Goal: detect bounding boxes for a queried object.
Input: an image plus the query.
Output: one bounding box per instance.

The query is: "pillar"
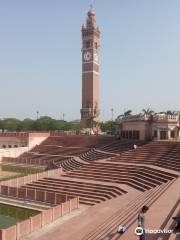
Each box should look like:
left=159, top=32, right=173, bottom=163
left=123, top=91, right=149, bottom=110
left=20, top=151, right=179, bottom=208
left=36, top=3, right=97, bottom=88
left=157, top=130, right=160, bottom=140
left=168, top=130, right=171, bottom=140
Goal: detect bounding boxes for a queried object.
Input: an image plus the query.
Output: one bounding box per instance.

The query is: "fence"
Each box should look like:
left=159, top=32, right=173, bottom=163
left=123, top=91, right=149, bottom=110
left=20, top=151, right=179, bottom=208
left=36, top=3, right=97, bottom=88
left=0, top=186, right=79, bottom=240
left=0, top=168, right=62, bottom=187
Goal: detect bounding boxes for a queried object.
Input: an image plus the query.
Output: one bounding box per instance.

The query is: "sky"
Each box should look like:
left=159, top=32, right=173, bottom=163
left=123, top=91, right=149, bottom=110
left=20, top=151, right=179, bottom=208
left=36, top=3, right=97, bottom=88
left=0, top=0, right=180, bottom=121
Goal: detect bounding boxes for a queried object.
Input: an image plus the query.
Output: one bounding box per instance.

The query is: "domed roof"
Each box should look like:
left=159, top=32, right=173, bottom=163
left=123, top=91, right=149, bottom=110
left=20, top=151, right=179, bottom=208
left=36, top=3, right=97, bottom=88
left=88, top=9, right=96, bottom=17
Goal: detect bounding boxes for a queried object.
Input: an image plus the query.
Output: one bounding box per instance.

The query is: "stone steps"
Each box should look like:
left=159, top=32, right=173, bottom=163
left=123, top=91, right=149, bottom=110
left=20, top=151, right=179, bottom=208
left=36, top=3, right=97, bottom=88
left=83, top=180, right=175, bottom=240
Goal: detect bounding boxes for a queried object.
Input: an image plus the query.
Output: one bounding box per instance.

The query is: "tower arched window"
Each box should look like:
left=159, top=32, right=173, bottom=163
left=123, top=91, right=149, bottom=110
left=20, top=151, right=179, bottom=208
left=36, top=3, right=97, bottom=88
left=86, top=41, right=90, bottom=48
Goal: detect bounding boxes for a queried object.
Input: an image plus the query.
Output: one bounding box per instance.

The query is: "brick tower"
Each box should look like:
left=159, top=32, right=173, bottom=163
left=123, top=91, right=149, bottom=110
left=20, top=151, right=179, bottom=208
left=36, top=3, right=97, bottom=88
left=80, top=4, right=100, bottom=128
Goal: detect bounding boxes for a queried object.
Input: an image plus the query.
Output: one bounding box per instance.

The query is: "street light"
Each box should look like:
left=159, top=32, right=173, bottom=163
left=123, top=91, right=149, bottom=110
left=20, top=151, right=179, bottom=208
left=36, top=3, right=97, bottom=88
left=36, top=111, right=39, bottom=120
left=111, top=108, right=114, bottom=121
left=110, top=108, right=114, bottom=135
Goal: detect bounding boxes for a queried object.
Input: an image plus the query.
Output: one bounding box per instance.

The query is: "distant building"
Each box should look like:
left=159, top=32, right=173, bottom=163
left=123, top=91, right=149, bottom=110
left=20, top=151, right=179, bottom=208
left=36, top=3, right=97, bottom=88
left=116, top=113, right=180, bottom=141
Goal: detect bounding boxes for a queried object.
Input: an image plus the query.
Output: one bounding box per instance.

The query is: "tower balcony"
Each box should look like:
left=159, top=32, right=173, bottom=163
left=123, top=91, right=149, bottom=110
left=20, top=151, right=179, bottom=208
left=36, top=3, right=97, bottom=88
left=81, top=107, right=99, bottom=118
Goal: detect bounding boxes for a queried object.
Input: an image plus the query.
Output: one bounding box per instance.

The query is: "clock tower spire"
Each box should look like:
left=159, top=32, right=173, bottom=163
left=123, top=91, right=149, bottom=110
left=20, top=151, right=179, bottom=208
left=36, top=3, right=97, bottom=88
left=80, top=4, right=100, bottom=129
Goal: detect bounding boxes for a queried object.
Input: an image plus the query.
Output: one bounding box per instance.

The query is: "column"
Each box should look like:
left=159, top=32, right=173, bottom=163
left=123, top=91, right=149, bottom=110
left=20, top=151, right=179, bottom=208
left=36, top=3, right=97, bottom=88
left=157, top=129, right=160, bottom=140
left=168, top=130, right=171, bottom=140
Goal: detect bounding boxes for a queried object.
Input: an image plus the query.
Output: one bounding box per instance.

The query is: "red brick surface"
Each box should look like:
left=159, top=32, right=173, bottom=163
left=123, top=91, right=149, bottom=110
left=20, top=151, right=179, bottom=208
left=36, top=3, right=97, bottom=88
left=53, top=205, right=62, bottom=220
left=16, top=219, right=30, bottom=239
left=30, top=214, right=42, bottom=232
left=36, top=190, right=45, bottom=202
left=62, top=201, right=70, bottom=215
left=3, top=226, right=16, bottom=240
left=42, top=209, right=53, bottom=226
left=46, top=192, right=56, bottom=204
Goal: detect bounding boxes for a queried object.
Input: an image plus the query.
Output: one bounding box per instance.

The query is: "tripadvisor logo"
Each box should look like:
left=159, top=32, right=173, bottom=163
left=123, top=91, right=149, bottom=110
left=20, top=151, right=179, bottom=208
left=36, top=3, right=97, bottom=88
left=135, top=227, right=143, bottom=236
left=135, top=227, right=173, bottom=235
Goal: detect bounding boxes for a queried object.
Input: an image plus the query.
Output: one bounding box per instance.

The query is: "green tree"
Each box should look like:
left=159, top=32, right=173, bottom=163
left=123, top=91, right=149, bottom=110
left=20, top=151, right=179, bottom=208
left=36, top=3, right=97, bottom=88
left=166, top=110, right=175, bottom=115
left=142, top=108, right=154, bottom=115
left=21, top=118, right=34, bottom=131
left=0, top=120, right=5, bottom=131
left=117, top=110, right=132, bottom=120
left=99, top=121, right=115, bottom=133
left=3, top=118, right=22, bottom=131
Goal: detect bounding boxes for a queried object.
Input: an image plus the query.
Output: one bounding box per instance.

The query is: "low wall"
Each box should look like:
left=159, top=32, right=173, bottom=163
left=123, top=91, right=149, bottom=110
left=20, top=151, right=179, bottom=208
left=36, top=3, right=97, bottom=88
left=0, top=202, right=78, bottom=240
left=28, top=132, right=50, bottom=149
left=0, top=183, right=80, bottom=240
left=50, top=131, right=67, bottom=136
left=0, top=168, right=62, bottom=187
left=3, top=157, right=56, bottom=166
left=0, top=186, right=77, bottom=205
left=0, top=132, right=50, bottom=163
left=0, top=147, right=29, bottom=163
left=0, top=191, right=79, bottom=240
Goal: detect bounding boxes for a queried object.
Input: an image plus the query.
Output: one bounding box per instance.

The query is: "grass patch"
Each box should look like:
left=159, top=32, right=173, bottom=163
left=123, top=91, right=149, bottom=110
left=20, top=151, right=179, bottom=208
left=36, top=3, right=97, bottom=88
left=1, top=165, right=44, bottom=175
left=0, top=203, right=40, bottom=228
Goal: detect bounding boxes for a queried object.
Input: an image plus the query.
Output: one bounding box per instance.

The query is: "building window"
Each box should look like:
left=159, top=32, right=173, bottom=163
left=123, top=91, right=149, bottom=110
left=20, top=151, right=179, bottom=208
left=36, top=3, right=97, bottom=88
left=86, top=41, right=90, bottom=48
left=125, top=131, right=128, bottom=139
left=171, top=131, right=175, bottom=138
left=129, top=131, right=132, bottom=139
left=132, top=131, right=140, bottom=140
left=154, top=131, right=157, bottom=138
left=136, top=131, right=140, bottom=140
left=132, top=131, right=136, bottom=139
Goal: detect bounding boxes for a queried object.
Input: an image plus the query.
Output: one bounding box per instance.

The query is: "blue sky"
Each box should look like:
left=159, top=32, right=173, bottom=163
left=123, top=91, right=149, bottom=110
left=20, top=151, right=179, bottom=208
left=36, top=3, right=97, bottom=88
left=0, top=0, right=180, bottom=121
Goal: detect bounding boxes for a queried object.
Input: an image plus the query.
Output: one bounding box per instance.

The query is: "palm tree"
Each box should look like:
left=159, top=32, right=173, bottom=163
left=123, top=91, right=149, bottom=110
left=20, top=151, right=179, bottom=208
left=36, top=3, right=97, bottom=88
left=116, top=110, right=132, bottom=121
left=124, top=110, right=132, bottom=117
left=142, top=108, right=154, bottom=115
left=166, top=110, right=175, bottom=115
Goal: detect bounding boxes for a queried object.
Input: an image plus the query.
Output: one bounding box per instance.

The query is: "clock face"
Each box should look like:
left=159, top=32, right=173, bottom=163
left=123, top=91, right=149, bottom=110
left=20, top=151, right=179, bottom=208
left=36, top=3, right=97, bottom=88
left=84, top=51, right=92, bottom=61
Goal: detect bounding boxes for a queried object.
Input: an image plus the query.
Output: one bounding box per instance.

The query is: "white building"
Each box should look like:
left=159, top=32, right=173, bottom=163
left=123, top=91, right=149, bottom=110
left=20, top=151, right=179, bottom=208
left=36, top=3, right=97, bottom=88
left=116, top=113, right=180, bottom=141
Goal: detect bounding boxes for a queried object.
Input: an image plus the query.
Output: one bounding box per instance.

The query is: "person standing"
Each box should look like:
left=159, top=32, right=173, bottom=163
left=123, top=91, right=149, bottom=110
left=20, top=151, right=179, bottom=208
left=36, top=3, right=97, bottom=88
left=138, top=205, right=149, bottom=240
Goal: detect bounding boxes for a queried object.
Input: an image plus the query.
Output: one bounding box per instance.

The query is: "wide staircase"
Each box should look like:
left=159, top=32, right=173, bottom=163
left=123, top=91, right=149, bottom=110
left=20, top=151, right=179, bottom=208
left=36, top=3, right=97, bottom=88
left=81, top=179, right=176, bottom=240
left=32, top=145, right=88, bottom=156
left=2, top=135, right=117, bottom=167
left=80, top=149, right=114, bottom=162
left=40, top=135, right=116, bottom=148
left=60, top=158, right=85, bottom=171
left=62, top=162, right=177, bottom=192
left=110, top=141, right=180, bottom=172
left=98, top=140, right=147, bottom=154
left=21, top=178, right=127, bottom=206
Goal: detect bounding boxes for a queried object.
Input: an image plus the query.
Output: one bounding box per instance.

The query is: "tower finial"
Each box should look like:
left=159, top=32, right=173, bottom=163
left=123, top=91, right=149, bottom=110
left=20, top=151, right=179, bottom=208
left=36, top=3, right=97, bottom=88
left=89, top=0, right=93, bottom=11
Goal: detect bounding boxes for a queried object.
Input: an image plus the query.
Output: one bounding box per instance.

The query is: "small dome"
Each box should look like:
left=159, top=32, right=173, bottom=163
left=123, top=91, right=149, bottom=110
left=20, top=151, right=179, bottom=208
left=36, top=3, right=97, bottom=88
left=88, top=10, right=95, bottom=17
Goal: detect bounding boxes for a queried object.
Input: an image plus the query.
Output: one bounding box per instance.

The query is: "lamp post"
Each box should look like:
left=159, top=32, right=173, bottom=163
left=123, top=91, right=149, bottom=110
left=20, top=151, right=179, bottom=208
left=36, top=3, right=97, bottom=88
left=111, top=108, right=114, bottom=121
left=36, top=111, right=39, bottom=120
left=111, top=108, right=114, bottom=135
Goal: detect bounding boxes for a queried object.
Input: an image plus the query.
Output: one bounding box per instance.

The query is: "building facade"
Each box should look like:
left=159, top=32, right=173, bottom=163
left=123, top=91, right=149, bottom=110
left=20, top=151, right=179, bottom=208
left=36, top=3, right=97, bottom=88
left=80, top=6, right=100, bottom=127
left=116, top=113, right=180, bottom=141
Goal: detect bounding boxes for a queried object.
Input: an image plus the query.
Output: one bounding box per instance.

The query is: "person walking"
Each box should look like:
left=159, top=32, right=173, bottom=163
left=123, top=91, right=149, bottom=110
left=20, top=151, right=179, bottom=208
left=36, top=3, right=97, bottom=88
left=133, top=144, right=137, bottom=149
left=138, top=205, right=149, bottom=240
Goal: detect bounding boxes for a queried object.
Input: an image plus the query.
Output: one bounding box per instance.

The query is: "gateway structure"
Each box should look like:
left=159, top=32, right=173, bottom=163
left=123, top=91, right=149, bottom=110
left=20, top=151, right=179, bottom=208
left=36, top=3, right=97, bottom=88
left=116, top=113, right=180, bottom=141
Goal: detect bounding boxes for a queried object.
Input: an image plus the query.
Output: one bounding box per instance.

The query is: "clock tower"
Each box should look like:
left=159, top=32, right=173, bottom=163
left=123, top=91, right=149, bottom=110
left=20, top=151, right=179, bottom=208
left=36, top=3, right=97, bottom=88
left=80, top=5, right=100, bottom=128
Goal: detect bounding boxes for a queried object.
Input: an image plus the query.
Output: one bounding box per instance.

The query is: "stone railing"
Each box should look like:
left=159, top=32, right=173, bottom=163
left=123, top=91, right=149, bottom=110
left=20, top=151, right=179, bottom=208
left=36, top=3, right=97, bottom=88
left=0, top=186, right=79, bottom=240
left=0, top=168, right=62, bottom=187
